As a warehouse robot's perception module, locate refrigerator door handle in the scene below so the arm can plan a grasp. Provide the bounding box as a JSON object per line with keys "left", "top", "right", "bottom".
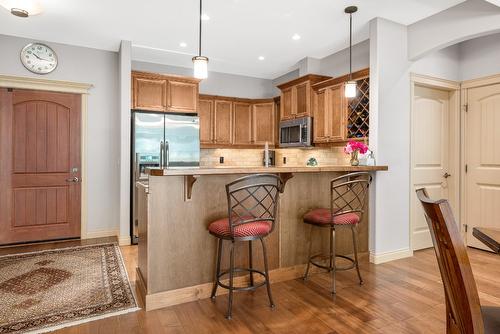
{"left": 135, "top": 153, "right": 141, "bottom": 181}
{"left": 164, "top": 141, "right": 169, "bottom": 169}
{"left": 159, "top": 141, "right": 164, "bottom": 169}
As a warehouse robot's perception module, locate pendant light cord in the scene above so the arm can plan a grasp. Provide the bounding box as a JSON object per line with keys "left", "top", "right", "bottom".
{"left": 349, "top": 12, "right": 352, "bottom": 81}
{"left": 199, "top": 0, "right": 202, "bottom": 57}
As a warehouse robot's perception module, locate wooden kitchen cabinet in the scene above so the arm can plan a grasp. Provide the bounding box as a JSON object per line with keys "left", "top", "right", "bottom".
{"left": 253, "top": 102, "right": 275, "bottom": 145}
{"left": 214, "top": 100, "right": 233, "bottom": 144}
{"left": 133, "top": 76, "right": 167, "bottom": 112}
{"left": 200, "top": 95, "right": 276, "bottom": 148}
{"left": 199, "top": 99, "right": 213, "bottom": 144}
{"left": 167, "top": 80, "right": 198, "bottom": 113}
{"left": 233, "top": 102, "right": 253, "bottom": 145}
{"left": 277, "top": 74, "right": 331, "bottom": 122}
{"left": 132, "top": 71, "right": 200, "bottom": 113}
{"left": 312, "top": 68, "right": 369, "bottom": 144}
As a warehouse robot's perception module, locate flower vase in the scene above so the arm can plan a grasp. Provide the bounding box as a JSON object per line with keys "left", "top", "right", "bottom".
{"left": 350, "top": 151, "right": 359, "bottom": 166}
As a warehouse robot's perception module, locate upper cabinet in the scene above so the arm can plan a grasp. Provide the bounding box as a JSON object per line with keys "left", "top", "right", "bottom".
{"left": 133, "top": 77, "right": 167, "bottom": 112}
{"left": 311, "top": 68, "right": 369, "bottom": 144}
{"left": 199, "top": 95, "right": 276, "bottom": 148}
{"left": 253, "top": 102, "right": 276, "bottom": 145}
{"left": 167, "top": 79, "right": 199, "bottom": 113}
{"left": 132, "top": 71, "right": 200, "bottom": 113}
{"left": 277, "top": 74, "right": 331, "bottom": 121}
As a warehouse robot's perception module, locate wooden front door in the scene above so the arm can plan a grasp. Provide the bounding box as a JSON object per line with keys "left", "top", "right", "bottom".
{"left": 0, "top": 88, "right": 81, "bottom": 245}
{"left": 466, "top": 83, "right": 500, "bottom": 250}
{"left": 411, "top": 85, "right": 451, "bottom": 250}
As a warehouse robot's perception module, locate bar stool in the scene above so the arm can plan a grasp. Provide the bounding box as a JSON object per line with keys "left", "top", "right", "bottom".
{"left": 302, "top": 172, "right": 372, "bottom": 294}
{"left": 208, "top": 174, "right": 283, "bottom": 319}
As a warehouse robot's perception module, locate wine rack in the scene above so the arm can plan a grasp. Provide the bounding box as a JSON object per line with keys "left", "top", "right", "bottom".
{"left": 347, "top": 77, "right": 369, "bottom": 139}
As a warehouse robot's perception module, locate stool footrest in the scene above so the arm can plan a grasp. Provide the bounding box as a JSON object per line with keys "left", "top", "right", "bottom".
{"left": 309, "top": 254, "right": 357, "bottom": 272}
{"left": 216, "top": 267, "right": 267, "bottom": 291}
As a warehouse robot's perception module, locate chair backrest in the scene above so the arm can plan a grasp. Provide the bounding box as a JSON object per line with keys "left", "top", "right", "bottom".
{"left": 226, "top": 174, "right": 283, "bottom": 237}
{"left": 416, "top": 188, "right": 484, "bottom": 334}
{"left": 330, "top": 172, "right": 372, "bottom": 219}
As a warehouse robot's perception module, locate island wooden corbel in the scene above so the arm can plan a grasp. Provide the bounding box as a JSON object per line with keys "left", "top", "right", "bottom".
{"left": 184, "top": 175, "right": 199, "bottom": 201}
{"left": 278, "top": 173, "right": 294, "bottom": 193}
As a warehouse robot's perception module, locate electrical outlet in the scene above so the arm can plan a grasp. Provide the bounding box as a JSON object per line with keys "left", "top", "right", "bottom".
{"left": 219, "top": 156, "right": 224, "bottom": 164}
{"left": 283, "top": 157, "right": 287, "bottom": 164}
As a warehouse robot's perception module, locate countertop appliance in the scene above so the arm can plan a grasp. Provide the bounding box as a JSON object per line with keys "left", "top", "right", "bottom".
{"left": 131, "top": 112, "right": 200, "bottom": 244}
{"left": 279, "top": 116, "right": 312, "bottom": 147}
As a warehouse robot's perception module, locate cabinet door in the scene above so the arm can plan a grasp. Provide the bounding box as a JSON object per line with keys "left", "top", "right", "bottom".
{"left": 214, "top": 100, "right": 233, "bottom": 144}
{"left": 167, "top": 80, "right": 198, "bottom": 113}
{"left": 199, "top": 99, "right": 213, "bottom": 144}
{"left": 313, "top": 90, "right": 329, "bottom": 143}
{"left": 253, "top": 102, "right": 275, "bottom": 145}
{"left": 327, "top": 84, "right": 346, "bottom": 142}
{"left": 295, "top": 82, "right": 310, "bottom": 117}
{"left": 133, "top": 77, "right": 167, "bottom": 112}
{"left": 280, "top": 87, "right": 294, "bottom": 120}
{"left": 233, "top": 102, "right": 253, "bottom": 145}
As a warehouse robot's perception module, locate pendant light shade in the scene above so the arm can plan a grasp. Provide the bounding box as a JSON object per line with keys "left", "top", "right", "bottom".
{"left": 344, "top": 6, "right": 358, "bottom": 98}
{"left": 193, "top": 56, "right": 208, "bottom": 79}
{"left": 193, "top": 0, "right": 208, "bottom": 79}
{"left": 345, "top": 80, "right": 357, "bottom": 98}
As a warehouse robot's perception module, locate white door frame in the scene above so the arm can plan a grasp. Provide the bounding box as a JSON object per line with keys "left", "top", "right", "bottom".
{"left": 0, "top": 74, "right": 93, "bottom": 239}
{"left": 410, "top": 73, "right": 461, "bottom": 250}
{"left": 461, "top": 73, "right": 500, "bottom": 243}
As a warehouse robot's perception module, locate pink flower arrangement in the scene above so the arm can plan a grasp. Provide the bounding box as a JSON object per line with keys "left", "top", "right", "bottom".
{"left": 344, "top": 141, "right": 369, "bottom": 155}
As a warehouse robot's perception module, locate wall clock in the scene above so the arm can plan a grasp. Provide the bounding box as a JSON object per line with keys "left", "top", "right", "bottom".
{"left": 20, "top": 43, "right": 58, "bottom": 74}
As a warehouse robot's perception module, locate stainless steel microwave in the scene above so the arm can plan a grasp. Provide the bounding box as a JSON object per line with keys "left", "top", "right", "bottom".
{"left": 279, "top": 116, "right": 312, "bottom": 147}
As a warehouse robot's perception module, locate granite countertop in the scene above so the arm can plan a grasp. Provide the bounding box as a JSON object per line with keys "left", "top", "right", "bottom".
{"left": 146, "top": 165, "right": 388, "bottom": 176}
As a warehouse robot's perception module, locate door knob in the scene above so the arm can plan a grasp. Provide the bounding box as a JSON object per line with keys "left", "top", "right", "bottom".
{"left": 443, "top": 173, "right": 451, "bottom": 179}
{"left": 66, "top": 176, "right": 79, "bottom": 183}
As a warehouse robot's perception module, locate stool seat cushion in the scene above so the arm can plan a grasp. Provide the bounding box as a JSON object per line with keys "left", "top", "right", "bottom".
{"left": 303, "top": 208, "right": 360, "bottom": 226}
{"left": 208, "top": 217, "right": 272, "bottom": 238}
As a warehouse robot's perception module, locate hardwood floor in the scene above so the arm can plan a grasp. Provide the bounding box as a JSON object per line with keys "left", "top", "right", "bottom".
{"left": 2, "top": 239, "right": 500, "bottom": 333}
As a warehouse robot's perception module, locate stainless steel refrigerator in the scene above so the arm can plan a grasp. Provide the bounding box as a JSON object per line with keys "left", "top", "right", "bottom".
{"left": 131, "top": 112, "right": 200, "bottom": 243}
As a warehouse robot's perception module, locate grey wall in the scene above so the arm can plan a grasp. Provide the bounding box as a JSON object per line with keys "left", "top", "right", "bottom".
{"left": 459, "top": 32, "right": 500, "bottom": 81}
{"left": 411, "top": 44, "right": 460, "bottom": 81}
{"left": 408, "top": 0, "right": 500, "bottom": 60}
{"left": 0, "top": 34, "right": 120, "bottom": 235}
{"left": 318, "top": 40, "right": 370, "bottom": 77}
{"left": 132, "top": 61, "right": 280, "bottom": 98}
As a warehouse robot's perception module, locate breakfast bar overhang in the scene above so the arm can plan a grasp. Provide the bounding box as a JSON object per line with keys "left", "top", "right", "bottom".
{"left": 136, "top": 165, "right": 388, "bottom": 311}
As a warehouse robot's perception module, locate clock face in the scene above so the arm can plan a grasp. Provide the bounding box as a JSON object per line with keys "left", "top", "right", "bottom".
{"left": 20, "top": 43, "right": 58, "bottom": 74}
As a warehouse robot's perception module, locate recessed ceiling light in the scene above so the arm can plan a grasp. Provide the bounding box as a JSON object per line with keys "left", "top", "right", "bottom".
{"left": 258, "top": 56, "right": 265, "bottom": 61}
{"left": 292, "top": 33, "right": 301, "bottom": 40}
{"left": 180, "top": 42, "right": 187, "bottom": 48}
{"left": 201, "top": 13, "right": 210, "bottom": 21}
{"left": 0, "top": 0, "right": 43, "bottom": 17}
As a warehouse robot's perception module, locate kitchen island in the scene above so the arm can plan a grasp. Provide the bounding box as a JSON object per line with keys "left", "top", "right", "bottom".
{"left": 136, "top": 165, "right": 387, "bottom": 311}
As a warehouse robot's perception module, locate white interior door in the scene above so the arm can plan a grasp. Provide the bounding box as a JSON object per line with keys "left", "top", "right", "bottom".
{"left": 465, "top": 83, "right": 500, "bottom": 250}
{"left": 411, "top": 85, "right": 451, "bottom": 250}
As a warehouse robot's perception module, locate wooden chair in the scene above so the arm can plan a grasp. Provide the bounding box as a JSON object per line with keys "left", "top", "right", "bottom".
{"left": 416, "top": 188, "right": 500, "bottom": 334}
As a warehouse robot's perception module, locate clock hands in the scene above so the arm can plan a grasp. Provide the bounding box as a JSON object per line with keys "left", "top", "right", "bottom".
{"left": 33, "top": 53, "right": 51, "bottom": 62}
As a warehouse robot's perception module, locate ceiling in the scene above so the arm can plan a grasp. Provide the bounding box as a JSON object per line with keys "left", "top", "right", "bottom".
{"left": 0, "top": 0, "right": 466, "bottom": 79}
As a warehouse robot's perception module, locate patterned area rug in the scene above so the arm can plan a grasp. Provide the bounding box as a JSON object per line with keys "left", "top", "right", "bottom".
{"left": 0, "top": 243, "right": 138, "bottom": 334}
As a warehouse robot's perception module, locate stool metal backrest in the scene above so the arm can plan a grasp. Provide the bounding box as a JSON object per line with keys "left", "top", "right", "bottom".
{"left": 416, "top": 188, "right": 484, "bottom": 334}
{"left": 226, "top": 174, "right": 283, "bottom": 238}
{"left": 330, "top": 172, "right": 372, "bottom": 220}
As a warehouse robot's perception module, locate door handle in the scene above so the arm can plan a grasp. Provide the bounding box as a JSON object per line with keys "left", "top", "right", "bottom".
{"left": 443, "top": 173, "right": 451, "bottom": 179}
{"left": 66, "top": 177, "right": 79, "bottom": 183}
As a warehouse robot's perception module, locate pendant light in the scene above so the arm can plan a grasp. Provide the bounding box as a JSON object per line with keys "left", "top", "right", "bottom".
{"left": 344, "top": 6, "right": 358, "bottom": 98}
{"left": 193, "top": 0, "right": 208, "bottom": 79}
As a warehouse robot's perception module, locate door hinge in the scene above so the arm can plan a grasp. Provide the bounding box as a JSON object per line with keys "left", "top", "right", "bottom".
{"left": 465, "top": 164, "right": 468, "bottom": 173}
{"left": 463, "top": 104, "right": 468, "bottom": 112}
{"left": 464, "top": 224, "right": 468, "bottom": 233}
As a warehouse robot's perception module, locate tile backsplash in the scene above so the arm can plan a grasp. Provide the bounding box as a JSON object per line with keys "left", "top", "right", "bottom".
{"left": 201, "top": 147, "right": 350, "bottom": 167}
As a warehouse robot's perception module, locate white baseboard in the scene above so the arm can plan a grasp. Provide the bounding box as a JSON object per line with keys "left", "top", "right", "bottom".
{"left": 118, "top": 236, "right": 131, "bottom": 246}
{"left": 369, "top": 248, "right": 413, "bottom": 264}
{"left": 83, "top": 229, "right": 120, "bottom": 240}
